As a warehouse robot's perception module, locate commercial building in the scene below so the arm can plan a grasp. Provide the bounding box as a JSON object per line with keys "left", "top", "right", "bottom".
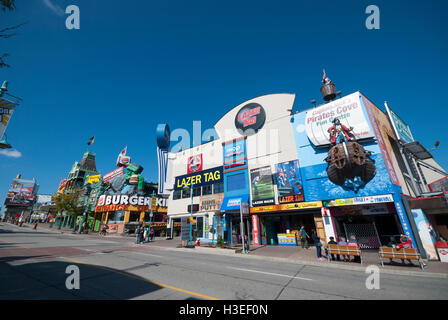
{"left": 163, "top": 84, "right": 448, "bottom": 257}
{"left": 3, "top": 174, "right": 39, "bottom": 221}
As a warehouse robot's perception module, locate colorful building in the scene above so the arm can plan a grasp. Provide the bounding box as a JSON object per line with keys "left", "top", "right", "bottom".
{"left": 163, "top": 86, "right": 448, "bottom": 256}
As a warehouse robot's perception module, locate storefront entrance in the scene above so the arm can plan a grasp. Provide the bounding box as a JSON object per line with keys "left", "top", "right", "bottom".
{"left": 259, "top": 210, "right": 321, "bottom": 246}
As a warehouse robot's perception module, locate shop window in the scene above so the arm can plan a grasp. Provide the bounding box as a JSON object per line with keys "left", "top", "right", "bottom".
{"left": 202, "top": 184, "right": 213, "bottom": 195}
{"left": 107, "top": 212, "right": 116, "bottom": 224}
{"left": 193, "top": 186, "right": 202, "bottom": 197}
{"left": 213, "top": 182, "right": 224, "bottom": 194}
{"left": 196, "top": 216, "right": 204, "bottom": 238}
{"left": 173, "top": 189, "right": 181, "bottom": 200}
{"left": 129, "top": 212, "right": 140, "bottom": 223}
{"left": 227, "top": 173, "right": 245, "bottom": 192}
{"left": 182, "top": 187, "right": 191, "bottom": 199}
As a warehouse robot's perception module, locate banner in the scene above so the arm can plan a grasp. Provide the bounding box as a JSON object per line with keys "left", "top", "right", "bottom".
{"left": 412, "top": 209, "right": 438, "bottom": 260}
{"left": 305, "top": 92, "right": 374, "bottom": 147}
{"left": 87, "top": 174, "right": 101, "bottom": 184}
{"left": 275, "top": 160, "right": 304, "bottom": 203}
{"left": 0, "top": 97, "right": 18, "bottom": 141}
{"left": 250, "top": 166, "right": 275, "bottom": 206}
{"left": 252, "top": 215, "right": 260, "bottom": 246}
{"left": 200, "top": 194, "right": 223, "bottom": 212}
{"left": 323, "top": 194, "right": 394, "bottom": 207}
{"left": 103, "top": 167, "right": 124, "bottom": 183}
{"left": 4, "top": 178, "right": 36, "bottom": 207}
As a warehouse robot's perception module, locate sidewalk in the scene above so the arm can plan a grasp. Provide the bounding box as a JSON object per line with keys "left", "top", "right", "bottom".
{"left": 5, "top": 222, "right": 448, "bottom": 277}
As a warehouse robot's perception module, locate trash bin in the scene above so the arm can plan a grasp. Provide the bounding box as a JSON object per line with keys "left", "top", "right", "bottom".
{"left": 436, "top": 242, "right": 448, "bottom": 263}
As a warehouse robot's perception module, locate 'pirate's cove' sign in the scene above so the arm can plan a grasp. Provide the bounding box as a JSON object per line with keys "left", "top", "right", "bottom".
{"left": 235, "top": 103, "right": 266, "bottom": 136}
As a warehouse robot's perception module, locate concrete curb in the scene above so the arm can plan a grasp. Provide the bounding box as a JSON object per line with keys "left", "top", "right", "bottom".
{"left": 148, "top": 245, "right": 448, "bottom": 279}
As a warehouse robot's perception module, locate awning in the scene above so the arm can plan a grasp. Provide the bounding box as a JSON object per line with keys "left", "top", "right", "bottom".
{"left": 220, "top": 195, "right": 250, "bottom": 211}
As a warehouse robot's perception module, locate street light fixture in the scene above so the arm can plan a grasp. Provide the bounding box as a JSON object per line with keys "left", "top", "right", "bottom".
{"left": 147, "top": 190, "right": 156, "bottom": 242}
{"left": 183, "top": 183, "right": 194, "bottom": 247}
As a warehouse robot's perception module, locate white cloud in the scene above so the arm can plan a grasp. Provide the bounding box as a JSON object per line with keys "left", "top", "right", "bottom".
{"left": 42, "top": 0, "right": 65, "bottom": 16}
{"left": 0, "top": 149, "right": 22, "bottom": 158}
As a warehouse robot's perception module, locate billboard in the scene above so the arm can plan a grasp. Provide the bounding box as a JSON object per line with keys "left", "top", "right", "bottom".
{"left": 292, "top": 92, "right": 396, "bottom": 201}
{"left": 412, "top": 209, "right": 438, "bottom": 260}
{"left": 4, "top": 178, "right": 37, "bottom": 207}
{"left": 385, "top": 104, "right": 414, "bottom": 144}
{"left": 275, "top": 160, "right": 304, "bottom": 203}
{"left": 305, "top": 92, "right": 374, "bottom": 147}
{"left": 0, "top": 97, "right": 18, "bottom": 141}
{"left": 103, "top": 167, "right": 124, "bottom": 183}
{"left": 250, "top": 166, "right": 275, "bottom": 206}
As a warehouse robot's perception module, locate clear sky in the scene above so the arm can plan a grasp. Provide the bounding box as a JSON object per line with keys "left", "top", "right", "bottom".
{"left": 1, "top": 0, "right": 447, "bottom": 213}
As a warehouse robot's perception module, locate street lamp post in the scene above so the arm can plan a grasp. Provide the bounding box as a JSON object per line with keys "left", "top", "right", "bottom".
{"left": 147, "top": 191, "right": 155, "bottom": 242}
{"left": 189, "top": 183, "right": 193, "bottom": 246}
{"left": 182, "top": 183, "right": 194, "bottom": 247}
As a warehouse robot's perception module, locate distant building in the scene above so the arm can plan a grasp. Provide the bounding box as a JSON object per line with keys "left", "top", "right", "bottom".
{"left": 3, "top": 174, "right": 39, "bottom": 220}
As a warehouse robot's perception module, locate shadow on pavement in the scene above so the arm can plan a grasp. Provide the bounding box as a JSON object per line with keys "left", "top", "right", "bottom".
{"left": 0, "top": 259, "right": 168, "bottom": 300}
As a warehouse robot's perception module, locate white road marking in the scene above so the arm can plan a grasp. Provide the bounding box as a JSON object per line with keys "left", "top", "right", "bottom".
{"left": 129, "top": 251, "right": 163, "bottom": 258}
{"left": 228, "top": 267, "right": 313, "bottom": 281}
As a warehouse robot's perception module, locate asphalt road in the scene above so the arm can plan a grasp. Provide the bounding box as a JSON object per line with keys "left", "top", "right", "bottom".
{"left": 1, "top": 222, "right": 448, "bottom": 300}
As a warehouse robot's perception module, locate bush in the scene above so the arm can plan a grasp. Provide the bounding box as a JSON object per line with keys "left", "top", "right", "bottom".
{"left": 216, "top": 235, "right": 225, "bottom": 248}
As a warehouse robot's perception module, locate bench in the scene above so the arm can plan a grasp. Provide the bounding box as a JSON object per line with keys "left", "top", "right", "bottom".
{"left": 378, "top": 246, "right": 425, "bottom": 270}
{"left": 327, "top": 244, "right": 363, "bottom": 264}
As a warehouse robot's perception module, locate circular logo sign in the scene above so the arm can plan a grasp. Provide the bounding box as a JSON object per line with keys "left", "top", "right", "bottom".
{"left": 188, "top": 155, "right": 202, "bottom": 173}
{"left": 234, "top": 103, "right": 266, "bottom": 136}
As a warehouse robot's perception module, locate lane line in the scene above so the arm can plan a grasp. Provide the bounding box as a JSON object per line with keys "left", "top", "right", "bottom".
{"left": 60, "top": 257, "right": 219, "bottom": 300}
{"left": 0, "top": 238, "right": 30, "bottom": 249}
{"left": 228, "top": 266, "right": 313, "bottom": 281}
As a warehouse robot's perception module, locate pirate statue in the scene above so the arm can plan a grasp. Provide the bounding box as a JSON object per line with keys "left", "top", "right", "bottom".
{"left": 327, "top": 118, "right": 354, "bottom": 145}
{"left": 322, "top": 69, "right": 332, "bottom": 85}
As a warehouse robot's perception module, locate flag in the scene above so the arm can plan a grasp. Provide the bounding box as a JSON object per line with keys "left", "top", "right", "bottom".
{"left": 87, "top": 136, "right": 95, "bottom": 146}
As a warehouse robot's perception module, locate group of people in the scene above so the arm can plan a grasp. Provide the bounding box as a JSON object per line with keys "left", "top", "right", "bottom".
{"left": 135, "top": 225, "right": 155, "bottom": 244}
{"left": 299, "top": 226, "right": 426, "bottom": 266}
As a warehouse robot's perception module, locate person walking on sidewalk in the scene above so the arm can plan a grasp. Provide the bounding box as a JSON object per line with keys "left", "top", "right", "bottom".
{"left": 150, "top": 228, "right": 155, "bottom": 242}
{"left": 312, "top": 230, "right": 324, "bottom": 261}
{"left": 299, "top": 226, "right": 309, "bottom": 249}
{"left": 135, "top": 225, "right": 141, "bottom": 244}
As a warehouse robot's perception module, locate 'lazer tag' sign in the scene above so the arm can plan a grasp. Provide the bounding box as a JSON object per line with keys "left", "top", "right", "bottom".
{"left": 174, "top": 166, "right": 223, "bottom": 190}
{"left": 234, "top": 103, "right": 266, "bottom": 136}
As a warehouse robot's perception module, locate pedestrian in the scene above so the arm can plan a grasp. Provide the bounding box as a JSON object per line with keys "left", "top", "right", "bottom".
{"left": 243, "top": 234, "right": 250, "bottom": 253}
{"left": 338, "top": 236, "right": 349, "bottom": 261}
{"left": 348, "top": 234, "right": 360, "bottom": 262}
{"left": 135, "top": 225, "right": 141, "bottom": 244}
{"left": 143, "top": 226, "right": 148, "bottom": 242}
{"left": 396, "top": 234, "right": 426, "bottom": 267}
{"left": 299, "top": 226, "right": 309, "bottom": 249}
{"left": 139, "top": 226, "right": 145, "bottom": 244}
{"left": 326, "top": 236, "right": 340, "bottom": 261}
{"left": 150, "top": 228, "right": 155, "bottom": 241}
{"left": 312, "top": 230, "right": 324, "bottom": 261}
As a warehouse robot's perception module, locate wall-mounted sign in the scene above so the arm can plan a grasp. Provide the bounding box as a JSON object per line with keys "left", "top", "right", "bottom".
{"left": 174, "top": 166, "right": 223, "bottom": 190}
{"left": 250, "top": 166, "right": 275, "bottom": 206}
{"left": 200, "top": 194, "right": 223, "bottom": 212}
{"left": 103, "top": 167, "right": 124, "bottom": 183}
{"left": 187, "top": 154, "right": 203, "bottom": 174}
{"left": 95, "top": 204, "right": 148, "bottom": 213}
{"left": 249, "top": 201, "right": 323, "bottom": 213}
{"left": 97, "top": 194, "right": 152, "bottom": 207}
{"left": 234, "top": 103, "right": 266, "bottom": 136}
{"left": 275, "top": 160, "right": 304, "bottom": 204}
{"left": 385, "top": 104, "right": 414, "bottom": 144}
{"left": 323, "top": 194, "right": 394, "bottom": 207}
{"left": 0, "top": 97, "right": 18, "bottom": 141}
{"left": 87, "top": 174, "right": 101, "bottom": 184}
{"left": 305, "top": 93, "right": 374, "bottom": 147}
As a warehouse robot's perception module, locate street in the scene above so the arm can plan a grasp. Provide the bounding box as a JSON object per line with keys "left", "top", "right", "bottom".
{"left": 1, "top": 222, "right": 448, "bottom": 300}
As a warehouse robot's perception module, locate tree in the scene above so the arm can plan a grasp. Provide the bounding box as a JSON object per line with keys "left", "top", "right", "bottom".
{"left": 1, "top": 0, "right": 26, "bottom": 68}
{"left": 1, "top": 0, "right": 16, "bottom": 11}
{"left": 52, "top": 188, "right": 85, "bottom": 224}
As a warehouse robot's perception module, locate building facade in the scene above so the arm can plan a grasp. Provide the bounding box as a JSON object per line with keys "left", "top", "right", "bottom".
{"left": 164, "top": 90, "right": 448, "bottom": 257}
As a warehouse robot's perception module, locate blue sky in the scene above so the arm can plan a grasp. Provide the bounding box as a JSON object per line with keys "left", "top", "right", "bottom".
{"left": 1, "top": 0, "right": 447, "bottom": 212}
